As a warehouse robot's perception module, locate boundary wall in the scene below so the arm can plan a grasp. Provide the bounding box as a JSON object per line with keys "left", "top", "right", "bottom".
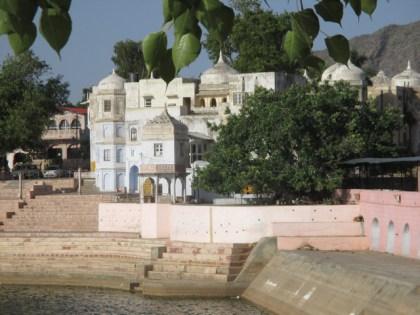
{"left": 343, "top": 189, "right": 420, "bottom": 260}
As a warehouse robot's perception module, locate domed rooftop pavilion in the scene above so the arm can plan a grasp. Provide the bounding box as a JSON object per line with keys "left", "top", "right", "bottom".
{"left": 200, "top": 51, "right": 239, "bottom": 85}
{"left": 392, "top": 61, "right": 420, "bottom": 88}
{"left": 322, "top": 61, "right": 366, "bottom": 86}
{"left": 98, "top": 69, "right": 126, "bottom": 90}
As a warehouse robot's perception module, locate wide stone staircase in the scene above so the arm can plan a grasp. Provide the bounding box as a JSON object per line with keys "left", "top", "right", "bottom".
{"left": 142, "top": 241, "right": 254, "bottom": 296}
{"left": 274, "top": 206, "right": 368, "bottom": 251}
{"left": 0, "top": 233, "right": 167, "bottom": 290}
{"left": 0, "top": 194, "right": 113, "bottom": 232}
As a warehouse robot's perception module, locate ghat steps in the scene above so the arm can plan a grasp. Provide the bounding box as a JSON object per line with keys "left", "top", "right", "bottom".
{"left": 145, "top": 241, "right": 254, "bottom": 286}
{"left": 0, "top": 195, "right": 113, "bottom": 232}
{"left": 0, "top": 233, "right": 168, "bottom": 290}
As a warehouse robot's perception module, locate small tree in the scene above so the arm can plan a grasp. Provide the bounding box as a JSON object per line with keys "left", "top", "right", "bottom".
{"left": 111, "top": 40, "right": 147, "bottom": 80}
{"left": 0, "top": 51, "right": 69, "bottom": 159}
{"left": 196, "top": 83, "right": 402, "bottom": 203}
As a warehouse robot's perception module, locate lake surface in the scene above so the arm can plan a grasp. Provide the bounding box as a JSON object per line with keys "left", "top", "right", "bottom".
{"left": 0, "top": 285, "right": 267, "bottom": 315}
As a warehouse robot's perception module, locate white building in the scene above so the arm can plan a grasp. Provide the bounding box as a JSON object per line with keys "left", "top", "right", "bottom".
{"left": 322, "top": 60, "right": 420, "bottom": 154}
{"left": 88, "top": 53, "right": 303, "bottom": 201}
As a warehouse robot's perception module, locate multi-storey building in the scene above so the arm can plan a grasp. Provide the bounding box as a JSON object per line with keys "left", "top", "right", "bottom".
{"left": 88, "top": 53, "right": 303, "bottom": 200}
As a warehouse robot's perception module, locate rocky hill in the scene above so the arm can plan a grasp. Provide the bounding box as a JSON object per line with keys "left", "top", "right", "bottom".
{"left": 317, "top": 20, "right": 420, "bottom": 77}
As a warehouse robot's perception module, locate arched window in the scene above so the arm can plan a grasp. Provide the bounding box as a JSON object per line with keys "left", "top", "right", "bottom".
{"left": 210, "top": 98, "right": 217, "bottom": 107}
{"left": 48, "top": 120, "right": 57, "bottom": 130}
{"left": 222, "top": 97, "right": 227, "bottom": 103}
{"left": 59, "top": 120, "right": 69, "bottom": 130}
{"left": 371, "top": 218, "right": 380, "bottom": 250}
{"left": 199, "top": 99, "right": 205, "bottom": 107}
{"left": 402, "top": 223, "right": 410, "bottom": 256}
{"left": 71, "top": 119, "right": 81, "bottom": 129}
{"left": 130, "top": 128, "right": 137, "bottom": 141}
{"left": 386, "top": 221, "right": 395, "bottom": 254}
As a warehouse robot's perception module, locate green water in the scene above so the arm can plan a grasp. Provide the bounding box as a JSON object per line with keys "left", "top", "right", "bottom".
{"left": 0, "top": 285, "right": 267, "bottom": 315}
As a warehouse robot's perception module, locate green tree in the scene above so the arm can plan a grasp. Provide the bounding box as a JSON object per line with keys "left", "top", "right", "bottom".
{"left": 111, "top": 40, "right": 147, "bottom": 80}
{"left": 0, "top": 51, "right": 69, "bottom": 157}
{"left": 196, "top": 83, "right": 402, "bottom": 203}
{"left": 204, "top": 9, "right": 299, "bottom": 73}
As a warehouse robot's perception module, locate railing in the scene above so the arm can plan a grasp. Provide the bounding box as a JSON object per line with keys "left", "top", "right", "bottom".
{"left": 42, "top": 128, "right": 83, "bottom": 140}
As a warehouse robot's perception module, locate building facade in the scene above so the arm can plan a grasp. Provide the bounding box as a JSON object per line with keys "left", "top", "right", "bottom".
{"left": 88, "top": 53, "right": 303, "bottom": 199}
{"left": 322, "top": 60, "right": 420, "bottom": 154}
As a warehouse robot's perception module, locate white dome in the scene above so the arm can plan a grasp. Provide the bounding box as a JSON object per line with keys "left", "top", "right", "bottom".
{"left": 322, "top": 61, "right": 365, "bottom": 86}
{"left": 98, "top": 69, "right": 126, "bottom": 90}
{"left": 392, "top": 61, "right": 420, "bottom": 88}
{"left": 371, "top": 70, "right": 391, "bottom": 87}
{"left": 321, "top": 63, "right": 340, "bottom": 82}
{"left": 201, "top": 51, "right": 238, "bottom": 85}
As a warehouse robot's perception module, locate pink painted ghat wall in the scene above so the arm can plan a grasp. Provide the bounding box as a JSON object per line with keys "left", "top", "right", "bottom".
{"left": 354, "top": 189, "right": 420, "bottom": 260}
{"left": 169, "top": 204, "right": 359, "bottom": 243}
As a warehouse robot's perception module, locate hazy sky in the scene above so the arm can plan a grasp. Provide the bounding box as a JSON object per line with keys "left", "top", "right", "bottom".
{"left": 1, "top": 0, "right": 420, "bottom": 103}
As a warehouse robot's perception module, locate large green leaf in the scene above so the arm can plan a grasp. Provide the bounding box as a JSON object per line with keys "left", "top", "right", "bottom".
{"left": 159, "top": 48, "right": 176, "bottom": 84}
{"left": 45, "top": 0, "right": 72, "bottom": 12}
{"left": 361, "top": 0, "right": 377, "bottom": 16}
{"left": 325, "top": 34, "right": 350, "bottom": 65}
{"left": 40, "top": 9, "right": 72, "bottom": 56}
{"left": 0, "top": 9, "right": 13, "bottom": 34}
{"left": 8, "top": 22, "right": 36, "bottom": 54}
{"left": 174, "top": 8, "right": 201, "bottom": 40}
{"left": 142, "top": 31, "right": 168, "bottom": 75}
{"left": 0, "top": 0, "right": 37, "bottom": 21}
{"left": 292, "top": 9, "right": 320, "bottom": 39}
{"left": 172, "top": 32, "right": 201, "bottom": 73}
{"left": 303, "top": 54, "right": 325, "bottom": 73}
{"left": 163, "top": 0, "right": 172, "bottom": 23}
{"left": 314, "top": 0, "right": 343, "bottom": 25}
{"left": 347, "top": 0, "right": 362, "bottom": 17}
{"left": 200, "top": 0, "right": 222, "bottom": 12}
{"left": 171, "top": 0, "right": 189, "bottom": 19}
{"left": 283, "top": 29, "right": 310, "bottom": 62}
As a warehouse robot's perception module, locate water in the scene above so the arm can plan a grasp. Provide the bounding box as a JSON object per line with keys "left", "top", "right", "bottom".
{"left": 0, "top": 285, "right": 267, "bottom": 315}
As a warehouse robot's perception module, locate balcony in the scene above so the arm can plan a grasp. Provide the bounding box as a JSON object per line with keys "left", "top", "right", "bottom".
{"left": 42, "top": 128, "right": 83, "bottom": 141}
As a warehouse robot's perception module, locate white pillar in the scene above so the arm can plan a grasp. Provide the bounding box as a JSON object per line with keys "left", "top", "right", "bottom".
{"left": 171, "top": 175, "right": 176, "bottom": 204}
{"left": 18, "top": 172, "right": 23, "bottom": 200}
{"left": 155, "top": 175, "right": 159, "bottom": 203}
{"left": 139, "top": 175, "right": 144, "bottom": 203}
{"left": 182, "top": 176, "right": 187, "bottom": 203}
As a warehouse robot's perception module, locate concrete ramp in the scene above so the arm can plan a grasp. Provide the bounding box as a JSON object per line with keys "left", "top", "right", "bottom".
{"left": 243, "top": 251, "right": 420, "bottom": 315}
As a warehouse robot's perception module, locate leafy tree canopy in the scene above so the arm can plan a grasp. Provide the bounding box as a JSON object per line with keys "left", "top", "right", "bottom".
{"left": 204, "top": 5, "right": 300, "bottom": 74}
{"left": 1, "top": 0, "right": 379, "bottom": 82}
{"left": 0, "top": 51, "right": 69, "bottom": 155}
{"left": 196, "top": 83, "right": 402, "bottom": 203}
{"left": 111, "top": 39, "right": 148, "bottom": 81}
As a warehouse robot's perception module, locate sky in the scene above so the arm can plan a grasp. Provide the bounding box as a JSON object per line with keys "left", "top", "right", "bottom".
{"left": 1, "top": 0, "right": 420, "bottom": 103}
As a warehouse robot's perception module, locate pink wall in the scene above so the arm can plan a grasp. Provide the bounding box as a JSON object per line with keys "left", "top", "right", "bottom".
{"left": 356, "top": 190, "right": 420, "bottom": 260}
{"left": 170, "top": 204, "right": 359, "bottom": 243}
{"left": 141, "top": 203, "right": 171, "bottom": 239}
{"left": 98, "top": 203, "right": 141, "bottom": 233}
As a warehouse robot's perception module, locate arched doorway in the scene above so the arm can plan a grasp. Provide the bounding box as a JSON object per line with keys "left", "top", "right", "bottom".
{"left": 116, "top": 173, "right": 125, "bottom": 192}
{"left": 143, "top": 177, "right": 155, "bottom": 203}
{"left": 386, "top": 221, "right": 395, "bottom": 254}
{"left": 402, "top": 223, "right": 410, "bottom": 256}
{"left": 129, "top": 166, "right": 139, "bottom": 193}
{"left": 371, "top": 218, "right": 380, "bottom": 250}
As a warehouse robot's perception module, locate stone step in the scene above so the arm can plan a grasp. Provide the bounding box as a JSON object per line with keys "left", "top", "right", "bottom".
{"left": 166, "top": 245, "right": 252, "bottom": 256}
{"left": 272, "top": 222, "right": 364, "bottom": 237}
{"left": 147, "top": 271, "right": 230, "bottom": 282}
{"left": 152, "top": 261, "right": 243, "bottom": 275}
{"left": 162, "top": 252, "right": 249, "bottom": 264}
{"left": 276, "top": 236, "right": 370, "bottom": 251}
